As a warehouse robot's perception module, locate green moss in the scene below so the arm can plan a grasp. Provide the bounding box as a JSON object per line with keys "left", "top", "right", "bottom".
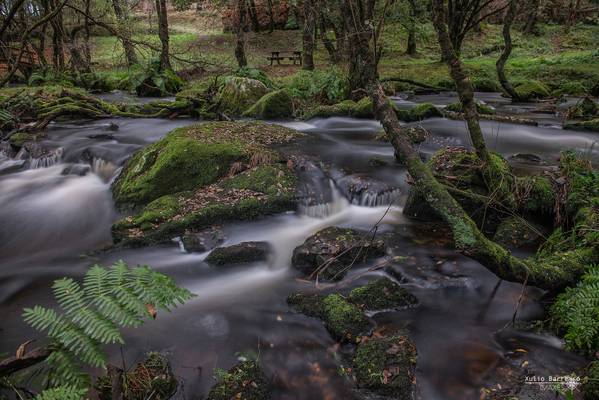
{"left": 583, "top": 361, "right": 599, "bottom": 400}
{"left": 8, "top": 132, "right": 35, "bottom": 147}
{"left": 131, "top": 195, "right": 181, "bottom": 227}
{"left": 493, "top": 216, "right": 542, "bottom": 248}
{"left": 112, "top": 129, "right": 245, "bottom": 207}
{"left": 445, "top": 102, "right": 496, "bottom": 115}
{"left": 352, "top": 97, "right": 375, "bottom": 118}
{"left": 471, "top": 77, "right": 501, "bottom": 92}
{"left": 515, "top": 80, "right": 551, "bottom": 101}
{"left": 221, "top": 165, "right": 296, "bottom": 196}
{"left": 564, "top": 118, "right": 599, "bottom": 132}
{"left": 396, "top": 103, "right": 442, "bottom": 122}
{"left": 353, "top": 335, "right": 416, "bottom": 398}
{"left": 348, "top": 278, "right": 418, "bottom": 310}
{"left": 235, "top": 67, "right": 275, "bottom": 89}
{"left": 242, "top": 89, "right": 293, "bottom": 119}
{"left": 287, "top": 293, "right": 325, "bottom": 317}
{"left": 207, "top": 361, "right": 270, "bottom": 400}
{"left": 321, "top": 294, "right": 370, "bottom": 342}
{"left": 303, "top": 100, "right": 356, "bottom": 119}
{"left": 560, "top": 151, "right": 599, "bottom": 217}
{"left": 516, "top": 176, "right": 555, "bottom": 214}
{"left": 218, "top": 77, "right": 269, "bottom": 115}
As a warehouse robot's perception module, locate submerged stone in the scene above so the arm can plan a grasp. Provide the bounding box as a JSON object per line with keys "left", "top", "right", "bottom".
{"left": 181, "top": 226, "right": 224, "bottom": 253}
{"left": 205, "top": 241, "right": 272, "bottom": 265}
{"left": 291, "top": 227, "right": 386, "bottom": 281}
{"left": 348, "top": 278, "right": 418, "bottom": 310}
{"left": 353, "top": 335, "right": 417, "bottom": 399}
{"left": 206, "top": 360, "right": 271, "bottom": 400}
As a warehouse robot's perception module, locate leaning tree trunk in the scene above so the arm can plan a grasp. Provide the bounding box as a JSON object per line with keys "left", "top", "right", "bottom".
{"left": 235, "top": 0, "right": 248, "bottom": 68}
{"left": 523, "top": 0, "right": 541, "bottom": 35}
{"left": 111, "top": 0, "right": 138, "bottom": 66}
{"left": 302, "top": 0, "right": 315, "bottom": 70}
{"left": 248, "top": 0, "right": 260, "bottom": 32}
{"left": 431, "top": 0, "right": 491, "bottom": 165}
{"left": 155, "top": 0, "right": 171, "bottom": 71}
{"left": 496, "top": 0, "right": 519, "bottom": 100}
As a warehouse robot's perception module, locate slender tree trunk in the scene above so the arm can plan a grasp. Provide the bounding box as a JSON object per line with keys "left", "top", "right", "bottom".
{"left": 405, "top": 0, "right": 417, "bottom": 55}
{"left": 155, "top": 0, "right": 171, "bottom": 71}
{"left": 496, "top": 0, "right": 519, "bottom": 100}
{"left": 318, "top": 14, "right": 338, "bottom": 63}
{"left": 111, "top": 0, "right": 138, "bottom": 66}
{"left": 235, "top": 0, "right": 248, "bottom": 68}
{"left": 49, "top": 0, "right": 65, "bottom": 70}
{"left": 266, "top": 0, "right": 275, "bottom": 32}
{"left": 302, "top": 0, "right": 315, "bottom": 70}
{"left": 248, "top": 0, "right": 260, "bottom": 32}
{"left": 431, "top": 0, "right": 491, "bottom": 165}
{"left": 523, "top": 0, "right": 541, "bottom": 35}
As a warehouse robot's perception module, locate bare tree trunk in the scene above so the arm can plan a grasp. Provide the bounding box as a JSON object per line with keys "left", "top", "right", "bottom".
{"left": 523, "top": 0, "right": 541, "bottom": 35}
{"left": 155, "top": 0, "right": 171, "bottom": 71}
{"left": 318, "top": 14, "right": 338, "bottom": 63}
{"left": 266, "top": 0, "right": 275, "bottom": 32}
{"left": 111, "top": 0, "right": 138, "bottom": 66}
{"left": 496, "top": 0, "right": 519, "bottom": 100}
{"left": 431, "top": 0, "right": 491, "bottom": 165}
{"left": 248, "top": 0, "right": 260, "bottom": 32}
{"left": 49, "top": 0, "right": 65, "bottom": 70}
{"left": 405, "top": 0, "right": 418, "bottom": 55}
{"left": 340, "top": 0, "right": 378, "bottom": 96}
{"left": 235, "top": 0, "right": 248, "bottom": 68}
{"left": 302, "top": 0, "right": 315, "bottom": 70}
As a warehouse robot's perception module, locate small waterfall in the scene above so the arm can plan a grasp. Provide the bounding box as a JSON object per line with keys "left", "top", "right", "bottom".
{"left": 29, "top": 147, "right": 63, "bottom": 169}
{"left": 351, "top": 188, "right": 402, "bottom": 207}
{"left": 298, "top": 180, "right": 350, "bottom": 218}
{"left": 89, "top": 157, "right": 117, "bottom": 182}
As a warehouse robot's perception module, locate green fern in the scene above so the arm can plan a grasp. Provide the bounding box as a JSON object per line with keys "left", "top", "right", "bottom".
{"left": 22, "top": 261, "right": 194, "bottom": 389}
{"left": 34, "top": 385, "right": 87, "bottom": 400}
{"left": 551, "top": 264, "right": 599, "bottom": 354}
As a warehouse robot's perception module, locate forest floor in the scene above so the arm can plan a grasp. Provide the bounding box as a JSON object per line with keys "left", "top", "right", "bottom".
{"left": 88, "top": 9, "right": 599, "bottom": 95}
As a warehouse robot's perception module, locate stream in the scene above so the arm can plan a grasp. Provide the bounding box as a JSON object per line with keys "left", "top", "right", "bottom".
{"left": 1, "top": 92, "right": 598, "bottom": 399}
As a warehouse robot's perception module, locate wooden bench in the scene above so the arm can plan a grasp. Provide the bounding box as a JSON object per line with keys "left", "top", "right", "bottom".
{"left": 267, "top": 50, "right": 302, "bottom": 66}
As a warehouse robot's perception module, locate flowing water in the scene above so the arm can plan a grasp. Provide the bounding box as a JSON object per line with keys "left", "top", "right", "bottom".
{"left": 1, "top": 93, "right": 597, "bottom": 399}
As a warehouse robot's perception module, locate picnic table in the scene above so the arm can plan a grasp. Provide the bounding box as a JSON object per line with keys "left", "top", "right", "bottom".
{"left": 267, "top": 50, "right": 302, "bottom": 66}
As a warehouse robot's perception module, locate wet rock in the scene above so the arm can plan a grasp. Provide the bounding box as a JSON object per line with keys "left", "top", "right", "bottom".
{"left": 508, "top": 153, "right": 546, "bottom": 166}
{"left": 0, "top": 141, "right": 16, "bottom": 158}
{"left": 287, "top": 292, "right": 371, "bottom": 343}
{"left": 335, "top": 174, "right": 401, "bottom": 207}
{"left": 353, "top": 335, "right": 417, "bottom": 399}
{"left": 61, "top": 164, "right": 91, "bottom": 176}
{"left": 291, "top": 227, "right": 386, "bottom": 281}
{"left": 0, "top": 158, "right": 25, "bottom": 174}
{"left": 445, "top": 101, "right": 495, "bottom": 115}
{"left": 493, "top": 216, "right": 544, "bottom": 249}
{"left": 566, "top": 96, "right": 598, "bottom": 119}
{"left": 243, "top": 89, "right": 293, "bottom": 119}
{"left": 107, "top": 122, "right": 119, "bottom": 131}
{"left": 368, "top": 156, "right": 389, "bottom": 167}
{"left": 181, "top": 227, "right": 224, "bottom": 253}
{"left": 206, "top": 360, "right": 271, "bottom": 400}
{"left": 205, "top": 241, "right": 272, "bottom": 266}
{"left": 348, "top": 278, "right": 418, "bottom": 311}
{"left": 88, "top": 133, "right": 115, "bottom": 140}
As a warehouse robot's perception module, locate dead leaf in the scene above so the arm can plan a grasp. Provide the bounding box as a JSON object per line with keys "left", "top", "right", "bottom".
{"left": 15, "top": 340, "right": 34, "bottom": 359}
{"left": 146, "top": 303, "right": 157, "bottom": 319}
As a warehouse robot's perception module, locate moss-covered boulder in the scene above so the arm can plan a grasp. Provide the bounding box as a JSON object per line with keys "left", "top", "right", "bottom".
{"left": 583, "top": 361, "right": 599, "bottom": 400}
{"left": 291, "top": 227, "right": 386, "bottom": 281}
{"left": 493, "top": 216, "right": 543, "bottom": 249}
{"left": 566, "top": 96, "right": 599, "bottom": 119}
{"left": 243, "top": 89, "right": 293, "bottom": 119}
{"left": 287, "top": 292, "right": 371, "bottom": 343}
{"left": 217, "top": 77, "right": 269, "bottom": 116}
{"left": 396, "top": 103, "right": 442, "bottom": 122}
{"left": 112, "top": 122, "right": 298, "bottom": 208}
{"left": 112, "top": 164, "right": 297, "bottom": 246}
{"left": 181, "top": 227, "right": 224, "bottom": 253}
{"left": 353, "top": 335, "right": 417, "bottom": 399}
{"left": 304, "top": 100, "right": 357, "bottom": 119}
{"left": 352, "top": 97, "right": 376, "bottom": 118}
{"left": 207, "top": 361, "right": 270, "bottom": 400}
{"left": 515, "top": 175, "right": 555, "bottom": 215}
{"left": 205, "top": 241, "right": 272, "bottom": 265}
{"left": 348, "top": 278, "right": 418, "bottom": 310}
{"left": 514, "top": 81, "right": 551, "bottom": 101}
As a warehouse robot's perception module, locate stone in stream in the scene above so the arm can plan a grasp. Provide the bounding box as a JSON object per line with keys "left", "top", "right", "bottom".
{"left": 205, "top": 241, "right": 272, "bottom": 266}
{"left": 206, "top": 360, "right": 271, "bottom": 400}
{"left": 291, "top": 227, "right": 386, "bottom": 281}
{"left": 353, "top": 335, "right": 417, "bottom": 400}
{"left": 217, "top": 77, "right": 269, "bottom": 116}
{"left": 347, "top": 278, "right": 418, "bottom": 311}
{"left": 181, "top": 227, "right": 224, "bottom": 253}
{"left": 287, "top": 292, "right": 371, "bottom": 343}
{"left": 61, "top": 164, "right": 91, "bottom": 176}
{"left": 493, "top": 216, "right": 544, "bottom": 249}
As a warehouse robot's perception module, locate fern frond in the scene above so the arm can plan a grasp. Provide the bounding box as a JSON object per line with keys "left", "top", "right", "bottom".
{"left": 34, "top": 385, "right": 86, "bottom": 400}
{"left": 46, "top": 349, "right": 90, "bottom": 389}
